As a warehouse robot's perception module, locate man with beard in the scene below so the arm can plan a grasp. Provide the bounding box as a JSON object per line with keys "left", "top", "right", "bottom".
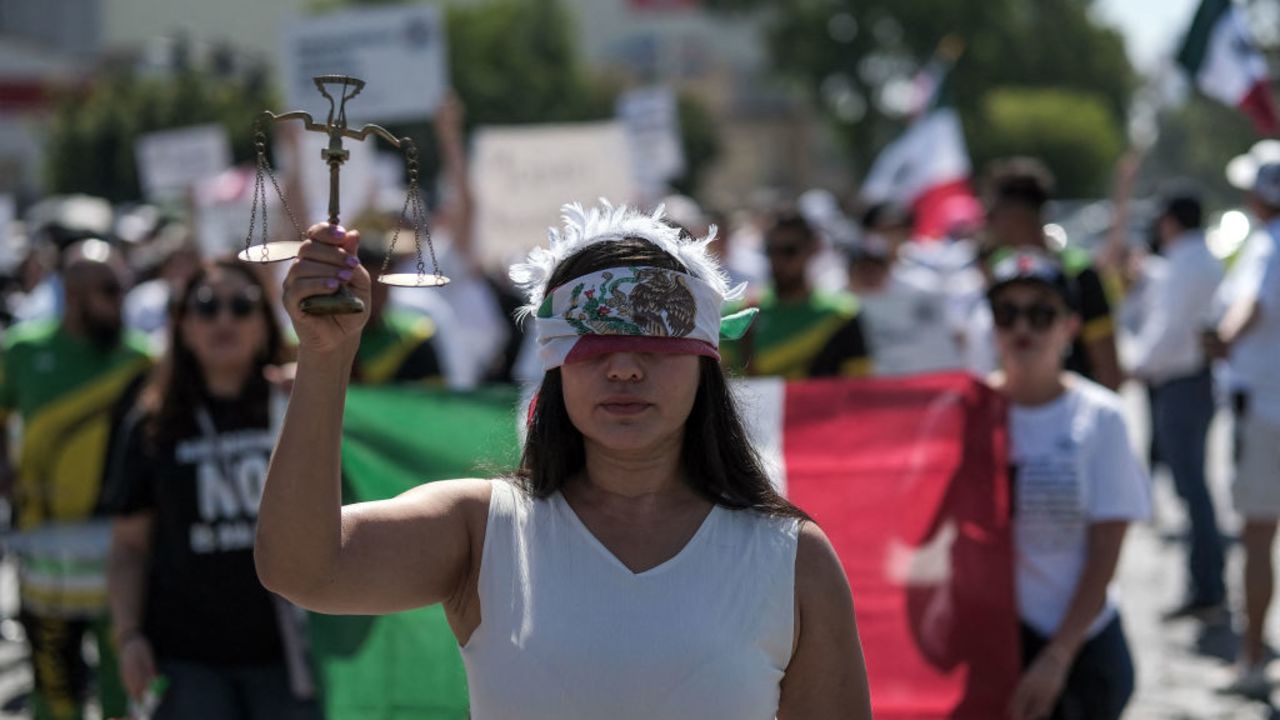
{"left": 720, "top": 210, "right": 872, "bottom": 378}
{"left": 0, "top": 238, "right": 151, "bottom": 720}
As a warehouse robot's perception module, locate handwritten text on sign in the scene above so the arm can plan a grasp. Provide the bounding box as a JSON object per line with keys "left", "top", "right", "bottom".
{"left": 279, "top": 4, "right": 448, "bottom": 124}
{"left": 472, "top": 122, "right": 638, "bottom": 268}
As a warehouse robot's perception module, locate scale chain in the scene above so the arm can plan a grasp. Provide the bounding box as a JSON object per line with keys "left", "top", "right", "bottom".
{"left": 244, "top": 116, "right": 306, "bottom": 262}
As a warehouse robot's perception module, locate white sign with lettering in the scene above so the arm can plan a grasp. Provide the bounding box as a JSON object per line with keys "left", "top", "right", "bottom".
{"left": 135, "top": 125, "right": 233, "bottom": 203}
{"left": 472, "top": 122, "right": 638, "bottom": 268}
{"left": 280, "top": 4, "right": 448, "bottom": 124}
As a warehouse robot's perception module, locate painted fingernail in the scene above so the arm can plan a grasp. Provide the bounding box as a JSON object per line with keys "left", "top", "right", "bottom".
{"left": 346, "top": 255, "right": 360, "bottom": 267}
{"left": 325, "top": 279, "right": 339, "bottom": 289}
{"left": 337, "top": 269, "right": 353, "bottom": 281}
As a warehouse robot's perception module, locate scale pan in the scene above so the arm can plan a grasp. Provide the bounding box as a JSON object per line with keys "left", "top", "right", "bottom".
{"left": 237, "top": 241, "right": 304, "bottom": 264}
{"left": 378, "top": 273, "right": 451, "bottom": 288}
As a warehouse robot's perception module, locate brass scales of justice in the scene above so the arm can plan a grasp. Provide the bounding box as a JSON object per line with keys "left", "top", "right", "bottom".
{"left": 238, "top": 74, "right": 449, "bottom": 315}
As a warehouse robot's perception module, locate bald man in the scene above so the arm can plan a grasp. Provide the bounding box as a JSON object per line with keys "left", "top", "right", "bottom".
{"left": 0, "top": 239, "right": 152, "bottom": 720}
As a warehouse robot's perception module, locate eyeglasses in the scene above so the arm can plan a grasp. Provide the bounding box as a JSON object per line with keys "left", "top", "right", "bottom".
{"left": 187, "top": 287, "right": 262, "bottom": 321}
{"left": 991, "top": 301, "right": 1060, "bottom": 331}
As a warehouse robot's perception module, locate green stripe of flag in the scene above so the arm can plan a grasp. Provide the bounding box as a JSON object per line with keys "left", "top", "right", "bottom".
{"left": 309, "top": 384, "right": 523, "bottom": 720}
{"left": 1178, "top": 0, "right": 1231, "bottom": 76}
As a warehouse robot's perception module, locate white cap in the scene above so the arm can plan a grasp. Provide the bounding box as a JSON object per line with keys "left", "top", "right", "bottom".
{"left": 1226, "top": 140, "right": 1280, "bottom": 206}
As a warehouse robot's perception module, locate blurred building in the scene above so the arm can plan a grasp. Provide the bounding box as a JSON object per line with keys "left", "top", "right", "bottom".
{"left": 0, "top": 0, "right": 102, "bottom": 198}
{"left": 4, "top": 0, "right": 849, "bottom": 205}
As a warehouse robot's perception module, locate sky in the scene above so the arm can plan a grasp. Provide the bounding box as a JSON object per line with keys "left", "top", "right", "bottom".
{"left": 1094, "top": 0, "right": 1202, "bottom": 72}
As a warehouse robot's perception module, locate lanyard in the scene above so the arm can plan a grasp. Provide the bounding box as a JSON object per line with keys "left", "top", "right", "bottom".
{"left": 195, "top": 405, "right": 238, "bottom": 485}
{"left": 193, "top": 389, "right": 284, "bottom": 483}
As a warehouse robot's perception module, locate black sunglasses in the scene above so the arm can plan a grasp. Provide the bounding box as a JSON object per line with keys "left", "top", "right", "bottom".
{"left": 991, "top": 301, "right": 1060, "bottom": 332}
{"left": 188, "top": 287, "right": 262, "bottom": 320}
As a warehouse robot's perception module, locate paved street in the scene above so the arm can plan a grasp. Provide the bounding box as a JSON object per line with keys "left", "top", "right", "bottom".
{"left": 1118, "top": 383, "right": 1280, "bottom": 720}
{"left": 0, "top": 383, "right": 1275, "bottom": 719}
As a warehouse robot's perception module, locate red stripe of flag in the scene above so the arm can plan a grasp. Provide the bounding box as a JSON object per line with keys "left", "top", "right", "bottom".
{"left": 1241, "top": 80, "right": 1280, "bottom": 137}
{"left": 783, "top": 373, "right": 1018, "bottom": 718}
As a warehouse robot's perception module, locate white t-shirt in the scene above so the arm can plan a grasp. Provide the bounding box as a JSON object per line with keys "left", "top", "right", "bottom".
{"left": 857, "top": 265, "right": 965, "bottom": 376}
{"left": 1010, "top": 376, "right": 1151, "bottom": 638}
{"left": 1221, "top": 221, "right": 1280, "bottom": 424}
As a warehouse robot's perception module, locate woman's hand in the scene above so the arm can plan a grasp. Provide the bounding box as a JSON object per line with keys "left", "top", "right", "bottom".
{"left": 282, "top": 223, "right": 371, "bottom": 355}
{"left": 118, "top": 634, "right": 157, "bottom": 701}
{"left": 1008, "top": 647, "right": 1070, "bottom": 720}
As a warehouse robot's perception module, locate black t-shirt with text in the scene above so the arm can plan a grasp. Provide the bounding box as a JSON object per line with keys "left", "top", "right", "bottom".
{"left": 106, "top": 398, "right": 284, "bottom": 666}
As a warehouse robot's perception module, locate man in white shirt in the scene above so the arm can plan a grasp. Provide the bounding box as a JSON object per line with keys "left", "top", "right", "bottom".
{"left": 1124, "top": 191, "right": 1225, "bottom": 622}
{"left": 1211, "top": 148, "right": 1280, "bottom": 697}
{"left": 848, "top": 202, "right": 966, "bottom": 376}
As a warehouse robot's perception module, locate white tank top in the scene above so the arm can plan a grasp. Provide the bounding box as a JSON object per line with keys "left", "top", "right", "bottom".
{"left": 461, "top": 480, "right": 799, "bottom": 720}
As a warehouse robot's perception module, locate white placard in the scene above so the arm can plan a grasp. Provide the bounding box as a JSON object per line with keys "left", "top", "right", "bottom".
{"left": 0, "top": 194, "right": 15, "bottom": 272}
{"left": 277, "top": 126, "right": 381, "bottom": 226}
{"left": 135, "top": 125, "right": 233, "bottom": 203}
{"left": 280, "top": 4, "right": 448, "bottom": 124}
{"left": 472, "top": 122, "right": 638, "bottom": 268}
{"left": 617, "top": 86, "right": 685, "bottom": 197}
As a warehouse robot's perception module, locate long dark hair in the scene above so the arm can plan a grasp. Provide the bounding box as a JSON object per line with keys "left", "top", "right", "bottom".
{"left": 516, "top": 238, "right": 806, "bottom": 519}
{"left": 139, "top": 257, "right": 291, "bottom": 448}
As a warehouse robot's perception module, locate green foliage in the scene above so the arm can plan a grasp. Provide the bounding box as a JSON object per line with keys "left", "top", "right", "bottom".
{"left": 446, "top": 0, "right": 614, "bottom": 127}
{"left": 45, "top": 71, "right": 273, "bottom": 203}
{"left": 671, "top": 93, "right": 722, "bottom": 196}
{"left": 705, "top": 0, "right": 1134, "bottom": 192}
{"left": 968, "top": 88, "right": 1125, "bottom": 197}
{"left": 1141, "top": 94, "right": 1256, "bottom": 209}
{"left": 44, "top": 0, "right": 723, "bottom": 202}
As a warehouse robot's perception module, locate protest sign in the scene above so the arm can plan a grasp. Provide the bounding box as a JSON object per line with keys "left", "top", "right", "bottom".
{"left": 617, "top": 86, "right": 684, "bottom": 197}
{"left": 280, "top": 4, "right": 448, "bottom": 124}
{"left": 135, "top": 124, "right": 233, "bottom": 203}
{"left": 0, "top": 194, "right": 15, "bottom": 273}
{"left": 472, "top": 122, "right": 637, "bottom": 267}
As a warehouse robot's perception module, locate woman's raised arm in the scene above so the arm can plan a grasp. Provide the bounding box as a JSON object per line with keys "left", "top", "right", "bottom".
{"left": 254, "top": 223, "right": 488, "bottom": 619}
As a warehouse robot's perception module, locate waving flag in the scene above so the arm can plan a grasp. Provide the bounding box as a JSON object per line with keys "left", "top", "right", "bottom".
{"left": 860, "top": 40, "right": 983, "bottom": 240}
{"left": 1177, "top": 0, "right": 1278, "bottom": 135}
{"left": 316, "top": 375, "right": 1017, "bottom": 719}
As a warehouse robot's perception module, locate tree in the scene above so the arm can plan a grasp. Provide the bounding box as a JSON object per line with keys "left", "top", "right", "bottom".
{"left": 969, "top": 88, "right": 1125, "bottom": 198}
{"left": 45, "top": 68, "right": 274, "bottom": 203}
{"left": 705, "top": 0, "right": 1135, "bottom": 195}
{"left": 1140, "top": 93, "right": 1257, "bottom": 209}
{"left": 45, "top": 0, "right": 721, "bottom": 203}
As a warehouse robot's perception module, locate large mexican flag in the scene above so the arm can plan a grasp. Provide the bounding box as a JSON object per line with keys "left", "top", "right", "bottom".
{"left": 314, "top": 374, "right": 1018, "bottom": 719}
{"left": 1177, "top": 0, "right": 1279, "bottom": 135}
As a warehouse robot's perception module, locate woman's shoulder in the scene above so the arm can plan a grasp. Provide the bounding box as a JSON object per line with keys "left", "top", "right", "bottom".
{"left": 793, "top": 520, "right": 853, "bottom": 615}
{"left": 718, "top": 505, "right": 804, "bottom": 545}
{"left": 1064, "top": 373, "right": 1127, "bottom": 420}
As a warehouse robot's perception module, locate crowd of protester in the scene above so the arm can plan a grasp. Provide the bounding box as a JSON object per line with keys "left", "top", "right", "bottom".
{"left": 0, "top": 121, "right": 1278, "bottom": 718}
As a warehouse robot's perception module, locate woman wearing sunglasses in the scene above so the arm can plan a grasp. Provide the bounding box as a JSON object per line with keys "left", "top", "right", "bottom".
{"left": 104, "top": 258, "right": 317, "bottom": 719}
{"left": 987, "top": 251, "right": 1151, "bottom": 720}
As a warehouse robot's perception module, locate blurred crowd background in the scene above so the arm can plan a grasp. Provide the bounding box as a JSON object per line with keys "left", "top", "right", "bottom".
{"left": 2, "top": 0, "right": 1280, "bottom": 718}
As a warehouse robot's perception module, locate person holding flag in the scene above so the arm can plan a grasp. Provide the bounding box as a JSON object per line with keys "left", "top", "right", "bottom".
{"left": 254, "top": 202, "right": 873, "bottom": 719}
{"left": 987, "top": 251, "right": 1151, "bottom": 720}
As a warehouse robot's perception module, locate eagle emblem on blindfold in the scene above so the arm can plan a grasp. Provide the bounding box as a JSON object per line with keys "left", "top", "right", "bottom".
{"left": 630, "top": 268, "right": 697, "bottom": 337}
{"left": 560, "top": 268, "right": 698, "bottom": 338}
